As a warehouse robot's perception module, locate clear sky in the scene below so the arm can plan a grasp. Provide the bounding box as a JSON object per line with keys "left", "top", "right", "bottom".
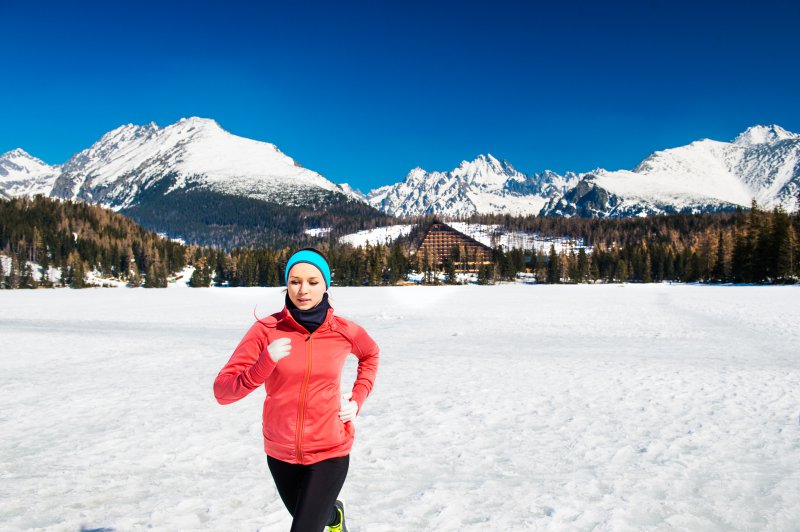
{"left": 2, "top": 0, "right": 799, "bottom": 192}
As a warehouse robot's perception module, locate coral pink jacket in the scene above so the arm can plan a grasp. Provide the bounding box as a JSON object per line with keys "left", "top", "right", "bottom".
{"left": 213, "top": 305, "right": 380, "bottom": 465}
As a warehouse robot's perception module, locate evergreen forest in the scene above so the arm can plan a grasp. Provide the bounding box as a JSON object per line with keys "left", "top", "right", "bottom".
{"left": 1, "top": 195, "right": 797, "bottom": 289}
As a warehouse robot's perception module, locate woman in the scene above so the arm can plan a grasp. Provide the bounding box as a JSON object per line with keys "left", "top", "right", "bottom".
{"left": 213, "top": 248, "right": 380, "bottom": 531}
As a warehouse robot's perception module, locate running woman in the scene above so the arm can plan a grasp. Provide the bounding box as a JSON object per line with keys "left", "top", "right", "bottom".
{"left": 214, "top": 248, "right": 380, "bottom": 531}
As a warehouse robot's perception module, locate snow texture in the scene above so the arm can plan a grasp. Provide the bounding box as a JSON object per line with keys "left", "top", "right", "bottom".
{"left": 1, "top": 285, "right": 798, "bottom": 531}
{"left": 446, "top": 222, "right": 590, "bottom": 253}
{"left": 5, "top": 123, "right": 799, "bottom": 219}
{"left": 3, "top": 117, "right": 362, "bottom": 211}
{"left": 368, "top": 126, "right": 800, "bottom": 218}
{"left": 338, "top": 225, "right": 416, "bottom": 247}
{"left": 0, "top": 148, "right": 60, "bottom": 198}
{"left": 366, "top": 155, "right": 570, "bottom": 217}
{"left": 335, "top": 222, "right": 588, "bottom": 254}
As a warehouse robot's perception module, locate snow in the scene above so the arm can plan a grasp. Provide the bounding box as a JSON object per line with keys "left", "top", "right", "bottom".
{"left": 157, "top": 232, "right": 186, "bottom": 245}
{"left": 304, "top": 227, "right": 332, "bottom": 238}
{"left": 335, "top": 222, "right": 588, "bottom": 254}
{"left": 733, "top": 125, "right": 799, "bottom": 146}
{"left": 48, "top": 117, "right": 361, "bottom": 210}
{"left": 447, "top": 222, "right": 590, "bottom": 253}
{"left": 367, "top": 125, "right": 800, "bottom": 218}
{"left": 595, "top": 141, "right": 753, "bottom": 209}
{"left": 338, "top": 225, "right": 415, "bottom": 247}
{"left": 368, "top": 154, "right": 552, "bottom": 217}
{"left": 577, "top": 128, "right": 800, "bottom": 215}
{"left": 168, "top": 118, "right": 341, "bottom": 196}
{"left": 168, "top": 265, "right": 195, "bottom": 287}
{"left": 0, "top": 148, "right": 60, "bottom": 197}
{"left": 1, "top": 284, "right": 798, "bottom": 531}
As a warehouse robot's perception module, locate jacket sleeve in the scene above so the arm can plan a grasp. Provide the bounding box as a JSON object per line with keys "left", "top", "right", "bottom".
{"left": 213, "top": 322, "right": 277, "bottom": 405}
{"left": 349, "top": 324, "right": 380, "bottom": 413}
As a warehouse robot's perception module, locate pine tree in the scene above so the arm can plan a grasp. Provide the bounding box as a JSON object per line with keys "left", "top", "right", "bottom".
{"left": 20, "top": 261, "right": 36, "bottom": 289}
{"left": 422, "top": 248, "right": 434, "bottom": 285}
{"left": 190, "top": 257, "right": 212, "bottom": 287}
{"left": 711, "top": 230, "right": 727, "bottom": 282}
{"left": 772, "top": 206, "right": 795, "bottom": 281}
{"left": 589, "top": 250, "right": 599, "bottom": 282}
{"left": 477, "top": 263, "right": 494, "bottom": 285}
{"left": 615, "top": 259, "right": 628, "bottom": 282}
{"left": 546, "top": 244, "right": 560, "bottom": 284}
{"left": 8, "top": 253, "right": 20, "bottom": 289}
{"left": 70, "top": 254, "right": 87, "bottom": 289}
{"left": 128, "top": 259, "right": 142, "bottom": 287}
{"left": 577, "top": 247, "right": 589, "bottom": 283}
{"left": 443, "top": 257, "right": 458, "bottom": 285}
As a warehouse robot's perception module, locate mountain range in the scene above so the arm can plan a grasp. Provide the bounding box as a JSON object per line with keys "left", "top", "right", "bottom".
{"left": 0, "top": 117, "right": 383, "bottom": 247}
{"left": 0, "top": 117, "right": 363, "bottom": 209}
{"left": 366, "top": 125, "right": 800, "bottom": 217}
{"left": 2, "top": 119, "right": 798, "bottom": 239}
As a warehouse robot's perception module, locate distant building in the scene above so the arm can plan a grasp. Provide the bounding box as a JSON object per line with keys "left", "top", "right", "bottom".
{"left": 415, "top": 221, "right": 493, "bottom": 272}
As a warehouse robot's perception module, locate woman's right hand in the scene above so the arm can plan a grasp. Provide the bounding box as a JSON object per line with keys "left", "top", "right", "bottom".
{"left": 266, "top": 337, "right": 292, "bottom": 363}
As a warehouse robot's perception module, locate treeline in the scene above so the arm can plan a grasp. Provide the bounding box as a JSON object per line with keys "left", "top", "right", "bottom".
{"left": 2, "top": 195, "right": 797, "bottom": 289}
{"left": 120, "top": 177, "right": 395, "bottom": 249}
{"left": 0, "top": 195, "right": 187, "bottom": 288}
{"left": 458, "top": 201, "right": 798, "bottom": 284}
{"left": 188, "top": 241, "right": 413, "bottom": 288}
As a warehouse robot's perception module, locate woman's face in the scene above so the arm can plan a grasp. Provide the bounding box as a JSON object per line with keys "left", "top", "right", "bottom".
{"left": 287, "top": 262, "right": 327, "bottom": 310}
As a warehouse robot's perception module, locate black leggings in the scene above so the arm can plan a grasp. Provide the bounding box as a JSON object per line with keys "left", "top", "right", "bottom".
{"left": 267, "top": 454, "right": 349, "bottom": 532}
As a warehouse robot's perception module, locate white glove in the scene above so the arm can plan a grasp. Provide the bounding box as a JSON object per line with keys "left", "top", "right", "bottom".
{"left": 339, "top": 391, "right": 358, "bottom": 423}
{"left": 267, "top": 338, "right": 292, "bottom": 363}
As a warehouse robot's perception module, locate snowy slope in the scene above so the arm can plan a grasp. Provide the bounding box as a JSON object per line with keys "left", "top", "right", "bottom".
{"left": 1, "top": 285, "right": 798, "bottom": 531}
{"left": 368, "top": 125, "right": 800, "bottom": 218}
{"left": 336, "top": 222, "right": 588, "bottom": 253}
{"left": 338, "top": 224, "right": 416, "bottom": 247}
{"left": 6, "top": 121, "right": 799, "bottom": 219}
{"left": 0, "top": 148, "right": 60, "bottom": 198}
{"left": 48, "top": 117, "right": 362, "bottom": 210}
{"left": 543, "top": 125, "right": 800, "bottom": 217}
{"left": 447, "top": 222, "right": 589, "bottom": 253}
{"left": 366, "top": 154, "right": 575, "bottom": 217}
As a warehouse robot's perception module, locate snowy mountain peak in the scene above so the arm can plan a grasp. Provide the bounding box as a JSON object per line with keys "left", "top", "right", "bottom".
{"left": 3, "top": 148, "right": 32, "bottom": 159}
{"left": 96, "top": 122, "right": 161, "bottom": 147}
{"left": 42, "top": 117, "right": 352, "bottom": 210}
{"left": 366, "top": 153, "right": 562, "bottom": 217}
{"left": 453, "top": 154, "right": 524, "bottom": 186}
{"left": 174, "top": 116, "right": 223, "bottom": 132}
{"left": 0, "top": 147, "right": 60, "bottom": 197}
{"left": 337, "top": 182, "right": 367, "bottom": 201}
{"left": 459, "top": 153, "right": 507, "bottom": 171}
{"left": 733, "top": 125, "right": 798, "bottom": 146}
{"left": 0, "top": 148, "right": 56, "bottom": 172}
{"left": 406, "top": 167, "right": 429, "bottom": 181}
{"left": 460, "top": 153, "right": 500, "bottom": 168}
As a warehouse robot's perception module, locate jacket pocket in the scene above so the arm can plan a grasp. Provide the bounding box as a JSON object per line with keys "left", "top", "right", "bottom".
{"left": 263, "top": 395, "right": 294, "bottom": 445}
{"left": 303, "top": 386, "right": 346, "bottom": 451}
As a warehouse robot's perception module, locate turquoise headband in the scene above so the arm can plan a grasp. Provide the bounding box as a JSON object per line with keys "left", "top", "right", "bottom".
{"left": 285, "top": 250, "right": 331, "bottom": 288}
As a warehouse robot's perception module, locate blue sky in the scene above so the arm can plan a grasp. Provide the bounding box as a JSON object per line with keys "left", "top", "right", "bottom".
{"left": 2, "top": 0, "right": 799, "bottom": 192}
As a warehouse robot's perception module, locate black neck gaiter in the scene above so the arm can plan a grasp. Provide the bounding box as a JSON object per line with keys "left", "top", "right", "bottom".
{"left": 285, "top": 292, "right": 331, "bottom": 334}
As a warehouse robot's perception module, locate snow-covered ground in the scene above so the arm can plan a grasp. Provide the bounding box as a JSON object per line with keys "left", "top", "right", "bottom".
{"left": 304, "top": 227, "right": 332, "bottom": 238}
{"left": 1, "top": 285, "right": 798, "bottom": 531}
{"left": 336, "top": 222, "right": 588, "bottom": 254}
{"left": 338, "top": 224, "right": 415, "bottom": 247}
{"left": 447, "top": 222, "right": 590, "bottom": 254}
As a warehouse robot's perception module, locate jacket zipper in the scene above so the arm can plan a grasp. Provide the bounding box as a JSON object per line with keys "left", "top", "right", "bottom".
{"left": 295, "top": 333, "right": 313, "bottom": 463}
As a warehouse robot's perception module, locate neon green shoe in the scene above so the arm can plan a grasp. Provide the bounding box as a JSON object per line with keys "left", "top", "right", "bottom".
{"left": 327, "top": 499, "right": 347, "bottom": 532}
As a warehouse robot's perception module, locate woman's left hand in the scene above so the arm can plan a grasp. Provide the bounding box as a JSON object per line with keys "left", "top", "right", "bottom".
{"left": 339, "top": 392, "right": 358, "bottom": 423}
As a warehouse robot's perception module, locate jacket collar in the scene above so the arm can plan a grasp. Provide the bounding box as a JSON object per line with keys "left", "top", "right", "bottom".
{"left": 276, "top": 304, "right": 336, "bottom": 335}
